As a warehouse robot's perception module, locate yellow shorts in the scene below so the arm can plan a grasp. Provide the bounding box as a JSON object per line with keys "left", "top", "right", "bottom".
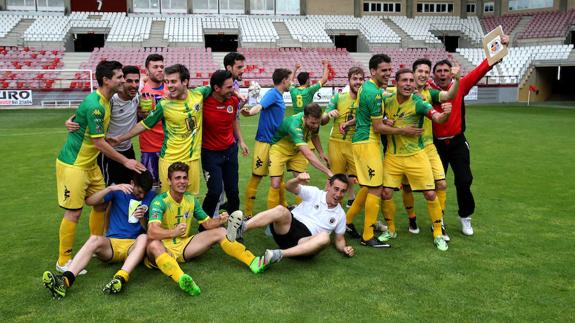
{"left": 107, "top": 238, "right": 136, "bottom": 263}
{"left": 268, "top": 144, "right": 308, "bottom": 177}
{"left": 352, "top": 141, "right": 383, "bottom": 187}
{"left": 162, "top": 235, "right": 195, "bottom": 263}
{"left": 328, "top": 139, "right": 356, "bottom": 176}
{"left": 56, "top": 160, "right": 105, "bottom": 209}
{"left": 384, "top": 151, "right": 435, "bottom": 191}
{"left": 425, "top": 144, "right": 445, "bottom": 181}
{"left": 251, "top": 141, "right": 271, "bottom": 176}
{"left": 401, "top": 144, "right": 446, "bottom": 185}
{"left": 159, "top": 159, "right": 200, "bottom": 195}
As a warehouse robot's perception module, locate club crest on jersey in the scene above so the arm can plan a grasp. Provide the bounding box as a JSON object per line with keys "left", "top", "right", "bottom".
{"left": 193, "top": 103, "right": 200, "bottom": 112}
{"left": 314, "top": 204, "right": 319, "bottom": 209}
{"left": 329, "top": 217, "right": 335, "bottom": 224}
{"left": 226, "top": 105, "right": 234, "bottom": 113}
{"left": 183, "top": 211, "right": 190, "bottom": 220}
{"left": 93, "top": 109, "right": 102, "bottom": 117}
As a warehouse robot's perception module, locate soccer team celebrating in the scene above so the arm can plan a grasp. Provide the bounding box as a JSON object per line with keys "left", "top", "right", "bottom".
{"left": 43, "top": 34, "right": 509, "bottom": 299}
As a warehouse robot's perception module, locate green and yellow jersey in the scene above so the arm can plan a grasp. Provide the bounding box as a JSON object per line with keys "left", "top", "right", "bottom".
{"left": 142, "top": 86, "right": 210, "bottom": 162}
{"left": 57, "top": 90, "right": 110, "bottom": 168}
{"left": 383, "top": 93, "right": 434, "bottom": 156}
{"left": 418, "top": 88, "right": 441, "bottom": 146}
{"left": 325, "top": 92, "right": 356, "bottom": 142}
{"left": 289, "top": 82, "right": 322, "bottom": 114}
{"left": 352, "top": 79, "right": 384, "bottom": 144}
{"left": 270, "top": 112, "right": 317, "bottom": 155}
{"left": 149, "top": 191, "right": 209, "bottom": 245}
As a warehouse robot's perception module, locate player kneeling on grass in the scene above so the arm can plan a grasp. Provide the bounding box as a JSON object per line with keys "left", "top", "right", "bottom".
{"left": 145, "top": 162, "right": 272, "bottom": 296}
{"left": 229, "top": 172, "right": 354, "bottom": 262}
{"left": 42, "top": 171, "right": 155, "bottom": 299}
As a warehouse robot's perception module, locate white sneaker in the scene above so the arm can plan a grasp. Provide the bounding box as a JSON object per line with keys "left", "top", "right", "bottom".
{"left": 226, "top": 210, "right": 244, "bottom": 242}
{"left": 56, "top": 260, "right": 87, "bottom": 275}
{"left": 460, "top": 217, "right": 474, "bottom": 236}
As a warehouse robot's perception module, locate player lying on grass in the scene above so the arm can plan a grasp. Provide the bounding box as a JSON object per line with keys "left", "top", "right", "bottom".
{"left": 227, "top": 172, "right": 354, "bottom": 263}
{"left": 42, "top": 171, "right": 155, "bottom": 299}
{"left": 144, "top": 162, "right": 273, "bottom": 296}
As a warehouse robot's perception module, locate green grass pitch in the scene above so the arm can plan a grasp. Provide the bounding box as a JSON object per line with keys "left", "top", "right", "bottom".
{"left": 0, "top": 104, "right": 573, "bottom": 321}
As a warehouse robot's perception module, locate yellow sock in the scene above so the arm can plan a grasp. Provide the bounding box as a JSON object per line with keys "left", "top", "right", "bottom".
{"left": 89, "top": 208, "right": 106, "bottom": 236}
{"left": 245, "top": 175, "right": 261, "bottom": 217}
{"left": 279, "top": 180, "right": 288, "bottom": 207}
{"left": 402, "top": 189, "right": 416, "bottom": 218}
{"left": 437, "top": 189, "right": 447, "bottom": 213}
{"left": 427, "top": 197, "right": 443, "bottom": 238}
{"left": 156, "top": 253, "right": 184, "bottom": 284}
{"left": 362, "top": 193, "right": 380, "bottom": 241}
{"left": 219, "top": 238, "right": 255, "bottom": 267}
{"left": 267, "top": 186, "right": 280, "bottom": 209}
{"left": 58, "top": 218, "right": 78, "bottom": 265}
{"left": 115, "top": 269, "right": 130, "bottom": 283}
{"left": 346, "top": 186, "right": 368, "bottom": 224}
{"left": 382, "top": 199, "right": 397, "bottom": 233}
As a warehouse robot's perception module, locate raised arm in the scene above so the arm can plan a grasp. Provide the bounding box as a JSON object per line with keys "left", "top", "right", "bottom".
{"left": 318, "top": 60, "right": 330, "bottom": 86}
{"left": 285, "top": 172, "right": 310, "bottom": 195}
{"left": 291, "top": 63, "right": 302, "bottom": 83}
{"left": 85, "top": 184, "right": 133, "bottom": 206}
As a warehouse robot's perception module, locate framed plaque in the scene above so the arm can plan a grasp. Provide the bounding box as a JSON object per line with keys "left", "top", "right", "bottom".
{"left": 482, "top": 25, "right": 508, "bottom": 66}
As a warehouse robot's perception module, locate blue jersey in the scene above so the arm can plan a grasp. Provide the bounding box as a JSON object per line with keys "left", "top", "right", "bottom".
{"left": 255, "top": 88, "right": 286, "bottom": 143}
{"left": 104, "top": 190, "right": 156, "bottom": 239}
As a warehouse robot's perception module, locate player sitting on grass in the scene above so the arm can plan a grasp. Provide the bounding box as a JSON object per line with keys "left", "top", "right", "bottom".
{"left": 42, "top": 171, "right": 155, "bottom": 299}
{"left": 145, "top": 162, "right": 273, "bottom": 296}
{"left": 228, "top": 172, "right": 354, "bottom": 262}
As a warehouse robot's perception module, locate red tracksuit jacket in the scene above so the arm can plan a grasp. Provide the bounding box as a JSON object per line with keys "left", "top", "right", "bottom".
{"left": 429, "top": 59, "right": 492, "bottom": 139}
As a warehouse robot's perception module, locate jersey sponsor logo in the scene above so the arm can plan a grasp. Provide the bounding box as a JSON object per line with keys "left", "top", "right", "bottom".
{"left": 63, "top": 186, "right": 70, "bottom": 201}
{"left": 255, "top": 156, "right": 263, "bottom": 169}
{"left": 150, "top": 212, "right": 160, "bottom": 220}
{"left": 185, "top": 116, "right": 197, "bottom": 132}
{"left": 93, "top": 109, "right": 103, "bottom": 117}
{"left": 193, "top": 103, "right": 201, "bottom": 112}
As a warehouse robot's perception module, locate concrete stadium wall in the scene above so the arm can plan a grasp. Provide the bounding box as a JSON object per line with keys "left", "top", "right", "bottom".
{"left": 472, "top": 86, "right": 519, "bottom": 104}
{"left": 413, "top": 0, "right": 462, "bottom": 17}
{"left": 306, "top": 0, "right": 355, "bottom": 15}
{"left": 360, "top": 0, "right": 408, "bottom": 16}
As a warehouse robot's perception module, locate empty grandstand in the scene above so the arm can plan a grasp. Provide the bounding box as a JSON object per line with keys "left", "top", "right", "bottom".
{"left": 1, "top": 0, "right": 574, "bottom": 105}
